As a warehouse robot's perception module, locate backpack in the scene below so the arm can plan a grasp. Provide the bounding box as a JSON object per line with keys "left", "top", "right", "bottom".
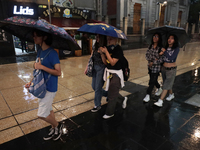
{"left": 28, "top": 50, "right": 52, "bottom": 98}
{"left": 120, "top": 55, "right": 130, "bottom": 81}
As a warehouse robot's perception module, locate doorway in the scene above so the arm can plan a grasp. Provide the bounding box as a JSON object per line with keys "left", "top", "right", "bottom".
{"left": 159, "top": 5, "right": 166, "bottom": 26}
{"left": 13, "top": 36, "right": 36, "bottom": 56}
{"left": 133, "top": 3, "right": 141, "bottom": 34}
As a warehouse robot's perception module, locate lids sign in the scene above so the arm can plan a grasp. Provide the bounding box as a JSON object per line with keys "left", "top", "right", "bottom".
{"left": 13, "top": 5, "right": 34, "bottom": 15}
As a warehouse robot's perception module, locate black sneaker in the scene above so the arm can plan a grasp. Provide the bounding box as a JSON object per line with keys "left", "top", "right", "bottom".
{"left": 43, "top": 127, "right": 55, "bottom": 141}
{"left": 53, "top": 123, "right": 63, "bottom": 141}
{"left": 91, "top": 106, "right": 101, "bottom": 112}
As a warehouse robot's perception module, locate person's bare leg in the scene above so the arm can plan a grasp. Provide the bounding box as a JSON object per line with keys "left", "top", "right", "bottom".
{"left": 49, "top": 110, "right": 56, "bottom": 128}
{"left": 39, "top": 114, "right": 58, "bottom": 128}
{"left": 160, "top": 89, "right": 168, "bottom": 100}
{"left": 169, "top": 89, "right": 173, "bottom": 94}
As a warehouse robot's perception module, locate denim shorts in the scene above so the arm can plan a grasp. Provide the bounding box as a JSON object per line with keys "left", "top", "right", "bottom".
{"left": 37, "top": 91, "right": 56, "bottom": 118}
{"left": 161, "top": 66, "right": 177, "bottom": 90}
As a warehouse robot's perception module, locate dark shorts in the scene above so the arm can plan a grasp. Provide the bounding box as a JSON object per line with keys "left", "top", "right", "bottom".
{"left": 161, "top": 66, "right": 177, "bottom": 90}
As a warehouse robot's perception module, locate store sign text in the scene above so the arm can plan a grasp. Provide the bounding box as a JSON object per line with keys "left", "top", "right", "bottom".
{"left": 13, "top": 5, "right": 34, "bottom": 15}
{"left": 72, "top": 9, "right": 88, "bottom": 19}
{"left": 43, "top": 7, "right": 61, "bottom": 17}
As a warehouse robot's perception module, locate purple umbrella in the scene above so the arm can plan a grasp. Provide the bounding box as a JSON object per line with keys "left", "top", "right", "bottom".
{"left": 0, "top": 16, "right": 80, "bottom": 50}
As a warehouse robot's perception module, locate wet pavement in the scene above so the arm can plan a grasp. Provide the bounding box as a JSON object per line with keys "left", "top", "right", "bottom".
{"left": 1, "top": 42, "right": 200, "bottom": 150}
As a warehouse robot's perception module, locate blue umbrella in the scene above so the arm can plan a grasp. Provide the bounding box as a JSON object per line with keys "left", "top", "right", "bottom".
{"left": 145, "top": 25, "right": 189, "bottom": 48}
{"left": 0, "top": 16, "right": 80, "bottom": 50}
{"left": 78, "top": 23, "right": 127, "bottom": 40}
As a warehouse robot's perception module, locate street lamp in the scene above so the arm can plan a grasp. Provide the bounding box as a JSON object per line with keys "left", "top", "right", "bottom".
{"left": 157, "top": 1, "right": 167, "bottom": 27}
{"left": 48, "top": 0, "right": 51, "bottom": 23}
{"left": 199, "top": 12, "right": 200, "bottom": 33}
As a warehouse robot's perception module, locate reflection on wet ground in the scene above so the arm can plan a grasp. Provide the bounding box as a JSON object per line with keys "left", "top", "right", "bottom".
{"left": 1, "top": 42, "right": 200, "bottom": 150}
{"left": 0, "top": 54, "right": 36, "bottom": 65}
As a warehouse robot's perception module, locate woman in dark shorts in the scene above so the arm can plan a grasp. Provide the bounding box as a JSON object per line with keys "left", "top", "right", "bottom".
{"left": 154, "top": 34, "right": 180, "bottom": 107}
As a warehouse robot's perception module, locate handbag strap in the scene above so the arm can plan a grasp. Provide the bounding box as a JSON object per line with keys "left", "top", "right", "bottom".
{"left": 39, "top": 49, "right": 52, "bottom": 63}
{"left": 38, "top": 49, "right": 53, "bottom": 83}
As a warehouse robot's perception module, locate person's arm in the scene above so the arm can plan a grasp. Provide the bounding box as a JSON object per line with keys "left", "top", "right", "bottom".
{"left": 25, "top": 78, "right": 34, "bottom": 88}
{"left": 153, "top": 55, "right": 164, "bottom": 65}
{"left": 99, "top": 47, "right": 118, "bottom": 66}
{"left": 164, "top": 48, "right": 180, "bottom": 63}
{"left": 34, "top": 58, "right": 61, "bottom": 76}
{"left": 159, "top": 48, "right": 166, "bottom": 56}
{"left": 98, "top": 48, "right": 107, "bottom": 65}
{"left": 146, "top": 49, "right": 152, "bottom": 62}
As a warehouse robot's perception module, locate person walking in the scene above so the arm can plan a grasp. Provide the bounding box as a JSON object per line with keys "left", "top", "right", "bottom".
{"left": 143, "top": 33, "right": 163, "bottom": 102}
{"left": 154, "top": 34, "right": 180, "bottom": 107}
{"left": 25, "top": 29, "right": 63, "bottom": 141}
{"left": 99, "top": 36, "right": 128, "bottom": 119}
{"left": 21, "top": 39, "right": 27, "bottom": 53}
{"left": 84, "top": 34, "right": 107, "bottom": 112}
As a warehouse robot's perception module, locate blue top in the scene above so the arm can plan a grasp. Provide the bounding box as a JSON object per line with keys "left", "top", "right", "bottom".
{"left": 154, "top": 47, "right": 179, "bottom": 64}
{"left": 163, "top": 47, "right": 180, "bottom": 63}
{"left": 37, "top": 47, "right": 60, "bottom": 92}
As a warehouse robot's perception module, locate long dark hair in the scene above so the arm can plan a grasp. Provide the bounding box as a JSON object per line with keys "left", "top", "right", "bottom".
{"left": 32, "top": 29, "right": 53, "bottom": 46}
{"left": 148, "top": 32, "right": 163, "bottom": 49}
{"left": 165, "top": 34, "right": 179, "bottom": 49}
{"left": 94, "top": 35, "right": 107, "bottom": 51}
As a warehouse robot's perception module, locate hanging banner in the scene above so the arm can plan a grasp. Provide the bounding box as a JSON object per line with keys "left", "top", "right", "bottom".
{"left": 53, "top": 0, "right": 74, "bottom": 8}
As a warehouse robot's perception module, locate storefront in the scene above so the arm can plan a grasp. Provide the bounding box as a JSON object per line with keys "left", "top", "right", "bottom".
{"left": 38, "top": 5, "right": 97, "bottom": 56}
{"left": 0, "top": 0, "right": 99, "bottom": 57}
{"left": 6, "top": 1, "right": 38, "bottom": 56}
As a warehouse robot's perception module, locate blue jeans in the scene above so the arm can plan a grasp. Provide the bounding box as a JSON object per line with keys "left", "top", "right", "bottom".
{"left": 92, "top": 64, "right": 105, "bottom": 107}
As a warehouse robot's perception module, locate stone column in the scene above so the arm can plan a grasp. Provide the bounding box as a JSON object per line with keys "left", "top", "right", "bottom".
{"left": 141, "top": 18, "right": 145, "bottom": 36}
{"left": 177, "top": 22, "right": 180, "bottom": 27}
{"left": 105, "top": 15, "right": 109, "bottom": 24}
{"left": 167, "top": 21, "right": 171, "bottom": 26}
{"left": 192, "top": 24, "right": 195, "bottom": 34}
{"left": 96, "top": 15, "right": 102, "bottom": 21}
{"left": 154, "top": 20, "right": 158, "bottom": 27}
{"left": 185, "top": 22, "right": 189, "bottom": 33}
{"left": 123, "top": 17, "right": 128, "bottom": 35}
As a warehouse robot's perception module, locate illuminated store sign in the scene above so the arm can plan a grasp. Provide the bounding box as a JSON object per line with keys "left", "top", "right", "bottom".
{"left": 13, "top": 5, "right": 34, "bottom": 15}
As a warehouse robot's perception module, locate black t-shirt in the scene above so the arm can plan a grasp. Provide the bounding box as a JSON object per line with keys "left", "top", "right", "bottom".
{"left": 106, "top": 44, "right": 123, "bottom": 70}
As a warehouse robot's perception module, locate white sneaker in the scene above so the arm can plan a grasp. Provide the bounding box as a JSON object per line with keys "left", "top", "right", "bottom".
{"left": 122, "top": 97, "right": 128, "bottom": 109}
{"left": 155, "top": 88, "right": 163, "bottom": 96}
{"left": 103, "top": 114, "right": 114, "bottom": 119}
{"left": 166, "top": 93, "right": 175, "bottom": 101}
{"left": 154, "top": 99, "right": 163, "bottom": 107}
{"left": 143, "top": 94, "right": 150, "bottom": 102}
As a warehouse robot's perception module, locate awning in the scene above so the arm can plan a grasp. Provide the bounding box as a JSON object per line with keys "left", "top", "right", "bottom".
{"left": 43, "top": 17, "right": 106, "bottom": 30}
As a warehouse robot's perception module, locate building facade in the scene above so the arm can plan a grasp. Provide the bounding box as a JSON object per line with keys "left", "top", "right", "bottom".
{"left": 0, "top": 0, "right": 100, "bottom": 57}
{"left": 102, "top": 0, "right": 190, "bottom": 34}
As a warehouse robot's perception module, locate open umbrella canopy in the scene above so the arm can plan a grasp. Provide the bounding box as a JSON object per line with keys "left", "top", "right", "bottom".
{"left": 78, "top": 23, "right": 127, "bottom": 40}
{"left": 146, "top": 25, "right": 189, "bottom": 48}
{"left": 0, "top": 16, "right": 80, "bottom": 50}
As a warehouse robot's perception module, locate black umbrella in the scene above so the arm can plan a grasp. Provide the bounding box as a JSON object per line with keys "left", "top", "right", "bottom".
{"left": 0, "top": 16, "right": 80, "bottom": 50}
{"left": 146, "top": 25, "right": 189, "bottom": 48}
